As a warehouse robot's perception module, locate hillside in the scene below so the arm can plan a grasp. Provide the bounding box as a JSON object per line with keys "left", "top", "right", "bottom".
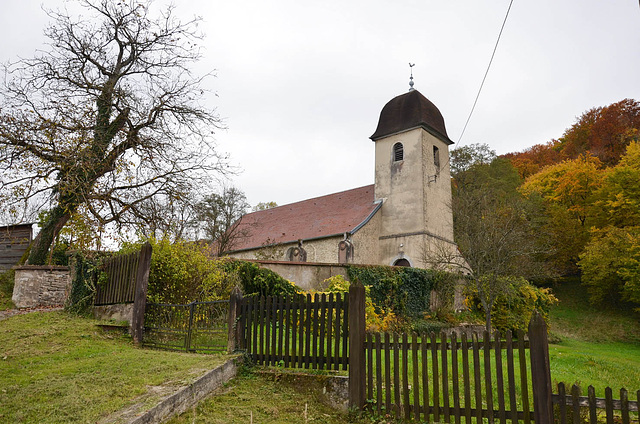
{"left": 547, "top": 278, "right": 640, "bottom": 390}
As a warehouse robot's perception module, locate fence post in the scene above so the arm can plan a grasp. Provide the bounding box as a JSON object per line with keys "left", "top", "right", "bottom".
{"left": 185, "top": 301, "right": 196, "bottom": 352}
{"left": 228, "top": 286, "right": 243, "bottom": 353}
{"left": 131, "top": 242, "right": 152, "bottom": 345}
{"left": 348, "top": 279, "right": 366, "bottom": 410}
{"left": 529, "top": 310, "right": 553, "bottom": 424}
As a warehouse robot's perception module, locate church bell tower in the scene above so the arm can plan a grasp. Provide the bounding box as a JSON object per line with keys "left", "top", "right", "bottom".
{"left": 370, "top": 85, "right": 456, "bottom": 267}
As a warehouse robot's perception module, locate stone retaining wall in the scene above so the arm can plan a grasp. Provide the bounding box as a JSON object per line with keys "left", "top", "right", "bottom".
{"left": 253, "top": 260, "right": 348, "bottom": 291}
{"left": 93, "top": 303, "right": 134, "bottom": 324}
{"left": 11, "top": 265, "right": 71, "bottom": 308}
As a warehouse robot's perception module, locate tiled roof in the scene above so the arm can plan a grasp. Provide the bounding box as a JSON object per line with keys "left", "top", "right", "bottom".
{"left": 228, "top": 185, "right": 380, "bottom": 252}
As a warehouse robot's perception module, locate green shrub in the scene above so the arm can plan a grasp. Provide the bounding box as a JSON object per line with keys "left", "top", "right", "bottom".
{"left": 0, "top": 269, "right": 16, "bottom": 310}
{"left": 119, "top": 239, "right": 298, "bottom": 303}
{"left": 126, "top": 238, "right": 239, "bottom": 304}
{"left": 50, "top": 241, "right": 70, "bottom": 266}
{"left": 221, "top": 259, "right": 299, "bottom": 298}
{"left": 323, "top": 275, "right": 388, "bottom": 332}
{"left": 412, "top": 319, "right": 452, "bottom": 335}
{"left": 465, "top": 277, "right": 558, "bottom": 333}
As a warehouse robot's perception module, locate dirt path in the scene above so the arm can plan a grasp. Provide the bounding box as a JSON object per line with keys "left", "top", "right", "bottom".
{"left": 0, "top": 305, "right": 64, "bottom": 321}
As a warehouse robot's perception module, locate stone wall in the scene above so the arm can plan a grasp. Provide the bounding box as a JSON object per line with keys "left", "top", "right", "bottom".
{"left": 93, "top": 303, "right": 134, "bottom": 323}
{"left": 255, "top": 260, "right": 463, "bottom": 313}
{"left": 12, "top": 265, "right": 71, "bottom": 308}
{"left": 254, "top": 260, "right": 348, "bottom": 291}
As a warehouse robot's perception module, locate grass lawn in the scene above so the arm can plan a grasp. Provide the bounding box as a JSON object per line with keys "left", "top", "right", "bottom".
{"left": 0, "top": 270, "right": 15, "bottom": 311}
{"left": 0, "top": 296, "right": 13, "bottom": 311}
{"left": 166, "top": 370, "right": 395, "bottom": 424}
{"left": 0, "top": 311, "right": 230, "bottom": 423}
{"left": 547, "top": 277, "right": 640, "bottom": 392}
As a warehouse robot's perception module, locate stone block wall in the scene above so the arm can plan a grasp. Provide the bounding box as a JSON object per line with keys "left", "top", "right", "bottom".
{"left": 93, "top": 303, "right": 134, "bottom": 323}
{"left": 254, "top": 260, "right": 348, "bottom": 291}
{"left": 11, "top": 265, "right": 71, "bottom": 308}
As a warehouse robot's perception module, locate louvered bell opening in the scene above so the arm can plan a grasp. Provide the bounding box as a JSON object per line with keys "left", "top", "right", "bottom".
{"left": 393, "top": 142, "right": 404, "bottom": 162}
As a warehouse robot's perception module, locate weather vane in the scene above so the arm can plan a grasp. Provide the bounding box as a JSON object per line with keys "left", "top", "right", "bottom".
{"left": 409, "top": 63, "right": 415, "bottom": 91}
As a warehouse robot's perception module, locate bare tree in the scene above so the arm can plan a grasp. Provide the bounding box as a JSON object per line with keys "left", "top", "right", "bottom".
{"left": 133, "top": 194, "right": 200, "bottom": 243}
{"left": 0, "top": 0, "right": 226, "bottom": 264}
{"left": 195, "top": 186, "right": 250, "bottom": 256}
{"left": 423, "top": 148, "right": 552, "bottom": 332}
{"left": 252, "top": 201, "right": 278, "bottom": 212}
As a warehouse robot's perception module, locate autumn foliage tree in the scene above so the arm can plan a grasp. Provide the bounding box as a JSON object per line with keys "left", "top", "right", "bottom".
{"left": 503, "top": 99, "right": 640, "bottom": 176}
{"left": 0, "top": 1, "right": 225, "bottom": 264}
{"left": 577, "top": 141, "right": 640, "bottom": 310}
{"left": 560, "top": 99, "right": 640, "bottom": 166}
{"left": 521, "top": 155, "right": 604, "bottom": 274}
{"left": 593, "top": 141, "right": 640, "bottom": 228}
{"left": 502, "top": 140, "right": 564, "bottom": 180}
{"left": 579, "top": 226, "right": 640, "bottom": 310}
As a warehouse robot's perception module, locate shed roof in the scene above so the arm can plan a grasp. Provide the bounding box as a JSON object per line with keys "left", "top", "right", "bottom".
{"left": 227, "top": 185, "right": 380, "bottom": 252}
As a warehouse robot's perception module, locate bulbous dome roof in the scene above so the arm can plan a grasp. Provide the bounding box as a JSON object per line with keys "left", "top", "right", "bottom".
{"left": 370, "top": 89, "right": 453, "bottom": 144}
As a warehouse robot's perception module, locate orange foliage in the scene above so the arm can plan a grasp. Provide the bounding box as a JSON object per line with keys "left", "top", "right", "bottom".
{"left": 502, "top": 140, "right": 564, "bottom": 179}
{"left": 504, "top": 99, "right": 639, "bottom": 177}
{"left": 559, "top": 98, "right": 640, "bottom": 166}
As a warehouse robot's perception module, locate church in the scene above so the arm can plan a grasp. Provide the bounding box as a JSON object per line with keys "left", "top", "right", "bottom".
{"left": 226, "top": 84, "right": 458, "bottom": 269}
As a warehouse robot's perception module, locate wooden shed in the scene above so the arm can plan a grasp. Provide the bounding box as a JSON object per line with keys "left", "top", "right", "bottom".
{"left": 0, "top": 223, "right": 34, "bottom": 271}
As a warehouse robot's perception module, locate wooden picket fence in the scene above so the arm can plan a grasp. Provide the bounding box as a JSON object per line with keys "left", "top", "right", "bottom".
{"left": 238, "top": 293, "right": 349, "bottom": 370}
{"left": 231, "top": 281, "right": 639, "bottom": 423}
{"left": 92, "top": 242, "right": 152, "bottom": 343}
{"left": 94, "top": 250, "right": 141, "bottom": 305}
{"left": 363, "top": 330, "right": 535, "bottom": 422}
{"left": 554, "top": 383, "right": 639, "bottom": 424}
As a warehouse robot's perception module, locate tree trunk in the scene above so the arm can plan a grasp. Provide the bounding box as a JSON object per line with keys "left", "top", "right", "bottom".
{"left": 27, "top": 206, "right": 72, "bottom": 265}
{"left": 485, "top": 309, "right": 492, "bottom": 334}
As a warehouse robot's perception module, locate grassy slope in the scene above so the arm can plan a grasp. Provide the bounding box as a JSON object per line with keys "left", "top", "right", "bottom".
{"left": 547, "top": 278, "right": 640, "bottom": 392}
{"left": 166, "top": 371, "right": 392, "bottom": 424}
{"left": 0, "top": 311, "right": 229, "bottom": 423}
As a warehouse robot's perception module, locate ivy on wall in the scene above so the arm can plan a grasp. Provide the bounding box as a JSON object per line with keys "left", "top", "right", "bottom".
{"left": 221, "top": 259, "right": 299, "bottom": 298}
{"left": 66, "top": 251, "right": 102, "bottom": 315}
{"left": 346, "top": 265, "right": 457, "bottom": 317}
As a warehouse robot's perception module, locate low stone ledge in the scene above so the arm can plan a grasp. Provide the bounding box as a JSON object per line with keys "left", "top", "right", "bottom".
{"left": 128, "top": 357, "right": 240, "bottom": 424}
{"left": 12, "top": 265, "right": 70, "bottom": 271}
{"left": 93, "top": 303, "right": 134, "bottom": 324}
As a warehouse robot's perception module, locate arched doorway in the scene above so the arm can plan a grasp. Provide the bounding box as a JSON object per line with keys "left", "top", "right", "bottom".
{"left": 393, "top": 258, "right": 411, "bottom": 267}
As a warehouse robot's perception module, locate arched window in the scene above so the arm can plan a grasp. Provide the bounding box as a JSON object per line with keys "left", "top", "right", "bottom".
{"left": 286, "top": 246, "right": 307, "bottom": 262}
{"left": 433, "top": 145, "right": 440, "bottom": 171}
{"left": 393, "top": 142, "right": 404, "bottom": 162}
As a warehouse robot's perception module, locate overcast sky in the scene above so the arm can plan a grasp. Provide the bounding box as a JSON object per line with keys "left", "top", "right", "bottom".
{"left": 2, "top": 0, "right": 639, "bottom": 209}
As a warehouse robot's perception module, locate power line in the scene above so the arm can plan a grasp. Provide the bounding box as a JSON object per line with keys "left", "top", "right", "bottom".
{"left": 456, "top": 0, "right": 515, "bottom": 146}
